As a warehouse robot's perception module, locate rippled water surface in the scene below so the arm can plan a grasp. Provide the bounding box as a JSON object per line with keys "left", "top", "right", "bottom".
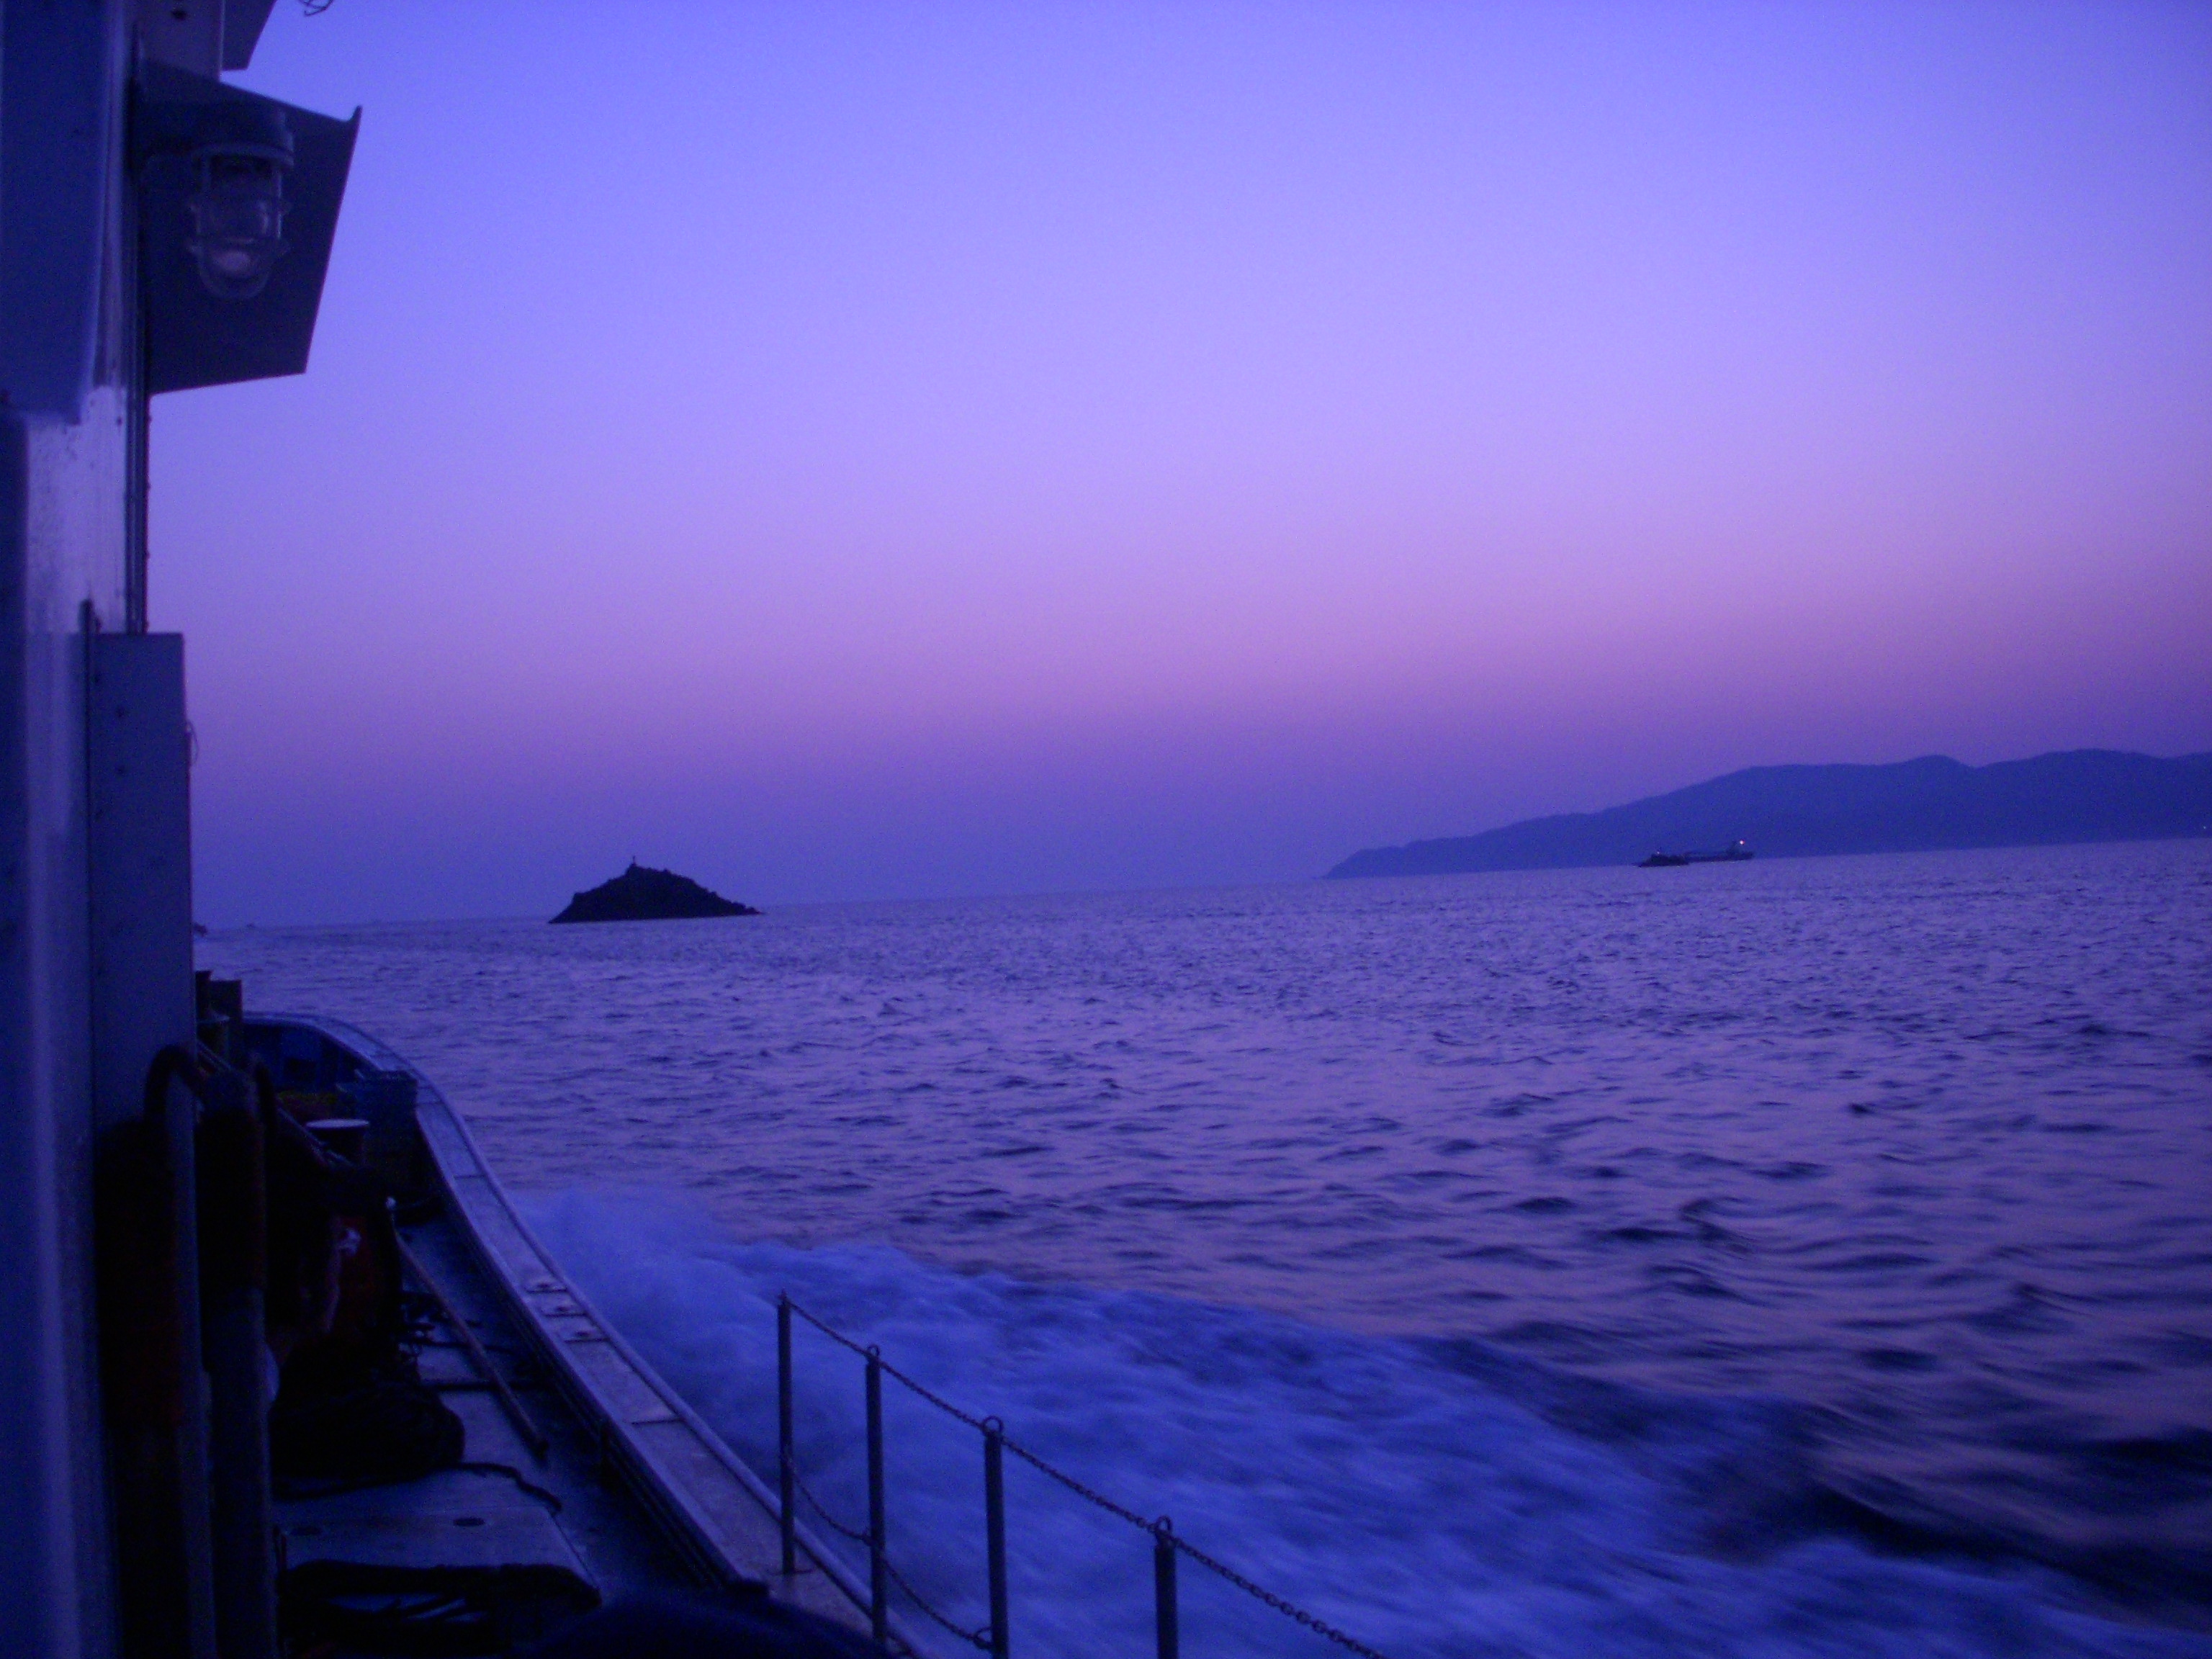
{"left": 204, "top": 842, "right": 2212, "bottom": 1654}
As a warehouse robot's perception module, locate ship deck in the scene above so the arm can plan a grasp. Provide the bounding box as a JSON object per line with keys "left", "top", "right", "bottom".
{"left": 254, "top": 1015, "right": 882, "bottom": 1654}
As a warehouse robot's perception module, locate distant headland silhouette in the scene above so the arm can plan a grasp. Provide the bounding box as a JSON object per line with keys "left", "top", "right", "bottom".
{"left": 552, "top": 862, "right": 761, "bottom": 923}
{"left": 1326, "top": 749, "right": 2212, "bottom": 879}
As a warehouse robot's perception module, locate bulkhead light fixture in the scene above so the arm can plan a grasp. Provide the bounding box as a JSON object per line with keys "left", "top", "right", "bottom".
{"left": 182, "top": 104, "right": 295, "bottom": 300}
{"left": 135, "top": 62, "right": 360, "bottom": 393}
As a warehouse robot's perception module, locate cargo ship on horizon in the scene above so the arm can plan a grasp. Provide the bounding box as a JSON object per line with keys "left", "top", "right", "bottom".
{"left": 1638, "top": 840, "right": 1755, "bottom": 867}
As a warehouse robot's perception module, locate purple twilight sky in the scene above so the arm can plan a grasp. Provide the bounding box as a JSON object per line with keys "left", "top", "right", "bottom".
{"left": 158, "top": 1, "right": 2212, "bottom": 925}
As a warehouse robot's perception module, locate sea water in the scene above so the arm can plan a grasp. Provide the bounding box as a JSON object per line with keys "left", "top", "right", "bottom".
{"left": 202, "top": 840, "right": 2212, "bottom": 1655}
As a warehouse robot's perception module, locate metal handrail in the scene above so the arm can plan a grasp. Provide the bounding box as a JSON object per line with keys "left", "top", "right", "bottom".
{"left": 777, "top": 1293, "right": 1393, "bottom": 1659}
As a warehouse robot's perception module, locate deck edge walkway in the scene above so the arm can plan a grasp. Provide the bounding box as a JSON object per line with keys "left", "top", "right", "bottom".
{"left": 264, "top": 1014, "right": 898, "bottom": 1647}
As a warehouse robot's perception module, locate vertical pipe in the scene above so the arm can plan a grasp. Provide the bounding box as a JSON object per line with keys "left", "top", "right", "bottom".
{"left": 983, "top": 1419, "right": 1009, "bottom": 1658}
{"left": 777, "top": 1295, "right": 796, "bottom": 1576}
{"left": 1153, "top": 1519, "right": 1179, "bottom": 1659}
{"left": 99, "top": 1056, "right": 218, "bottom": 1659}
{"left": 199, "top": 1090, "right": 276, "bottom": 1659}
{"left": 866, "top": 1350, "right": 888, "bottom": 1642}
{"left": 159, "top": 1060, "right": 220, "bottom": 1659}
{"left": 125, "top": 154, "right": 150, "bottom": 636}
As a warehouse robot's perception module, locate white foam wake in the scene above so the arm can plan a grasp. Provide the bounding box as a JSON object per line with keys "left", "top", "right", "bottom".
{"left": 526, "top": 1191, "right": 2201, "bottom": 1658}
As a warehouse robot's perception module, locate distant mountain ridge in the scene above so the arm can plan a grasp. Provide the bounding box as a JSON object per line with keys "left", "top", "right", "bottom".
{"left": 1326, "top": 750, "right": 2212, "bottom": 879}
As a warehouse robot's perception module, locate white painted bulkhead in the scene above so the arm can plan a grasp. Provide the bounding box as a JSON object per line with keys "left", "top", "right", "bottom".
{"left": 2, "top": 4, "right": 269, "bottom": 1653}
{"left": 2, "top": 6, "right": 141, "bottom": 1653}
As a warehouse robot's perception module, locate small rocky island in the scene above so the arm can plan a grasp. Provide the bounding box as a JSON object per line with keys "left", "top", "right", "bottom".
{"left": 551, "top": 862, "right": 761, "bottom": 924}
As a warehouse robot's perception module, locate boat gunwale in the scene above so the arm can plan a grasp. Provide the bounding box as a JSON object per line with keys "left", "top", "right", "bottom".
{"left": 255, "top": 1013, "right": 891, "bottom": 1641}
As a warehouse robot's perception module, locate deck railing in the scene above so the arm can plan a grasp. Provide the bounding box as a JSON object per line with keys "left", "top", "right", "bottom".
{"left": 775, "top": 1294, "right": 1390, "bottom": 1659}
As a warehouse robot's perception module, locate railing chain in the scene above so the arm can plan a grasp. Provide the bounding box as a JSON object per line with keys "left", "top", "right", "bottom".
{"left": 789, "top": 1464, "right": 873, "bottom": 1547}
{"left": 782, "top": 1294, "right": 1394, "bottom": 1659}
{"left": 1159, "top": 1527, "right": 1388, "bottom": 1658}
{"left": 877, "top": 1548, "right": 994, "bottom": 1653}
{"left": 788, "top": 1429, "right": 989, "bottom": 1650}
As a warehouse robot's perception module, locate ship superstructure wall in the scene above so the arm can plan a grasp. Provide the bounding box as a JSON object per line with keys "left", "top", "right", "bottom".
{"left": 1, "top": 4, "right": 150, "bottom": 1655}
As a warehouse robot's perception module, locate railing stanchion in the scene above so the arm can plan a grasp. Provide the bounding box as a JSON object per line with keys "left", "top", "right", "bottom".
{"left": 866, "top": 1347, "right": 888, "bottom": 1643}
{"left": 777, "top": 1293, "right": 796, "bottom": 1576}
{"left": 778, "top": 1295, "right": 1388, "bottom": 1658}
{"left": 983, "top": 1419, "right": 1010, "bottom": 1658}
{"left": 1154, "top": 1518, "right": 1179, "bottom": 1659}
